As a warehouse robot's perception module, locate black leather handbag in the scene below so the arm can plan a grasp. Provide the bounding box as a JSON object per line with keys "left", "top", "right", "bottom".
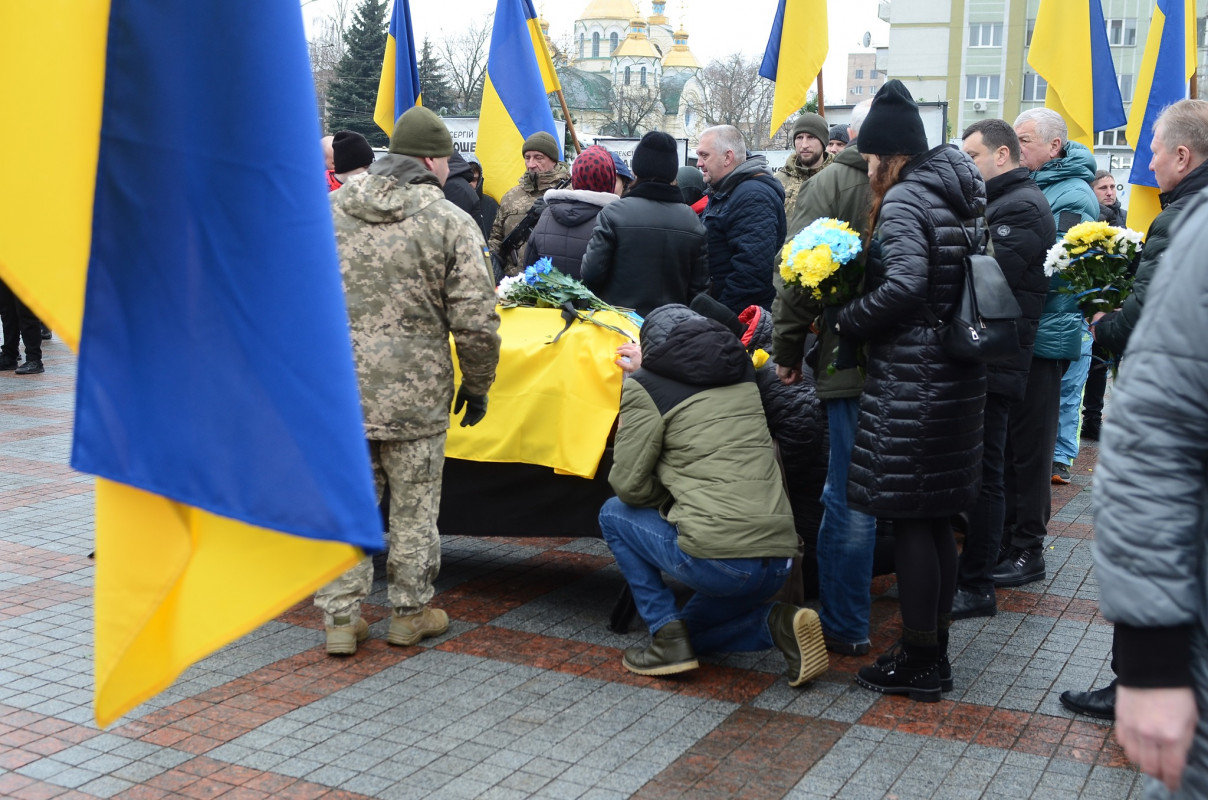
{"left": 926, "top": 221, "right": 1022, "bottom": 364}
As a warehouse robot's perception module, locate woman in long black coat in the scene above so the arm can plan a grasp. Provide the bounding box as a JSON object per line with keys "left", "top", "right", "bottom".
{"left": 834, "top": 81, "right": 987, "bottom": 702}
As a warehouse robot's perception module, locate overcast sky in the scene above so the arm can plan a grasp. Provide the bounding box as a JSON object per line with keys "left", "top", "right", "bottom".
{"left": 302, "top": 0, "right": 890, "bottom": 100}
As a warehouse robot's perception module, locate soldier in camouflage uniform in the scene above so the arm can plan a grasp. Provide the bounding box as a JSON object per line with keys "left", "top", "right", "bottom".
{"left": 776, "top": 112, "right": 832, "bottom": 217}
{"left": 487, "top": 131, "right": 570, "bottom": 276}
{"left": 315, "top": 106, "right": 502, "bottom": 656}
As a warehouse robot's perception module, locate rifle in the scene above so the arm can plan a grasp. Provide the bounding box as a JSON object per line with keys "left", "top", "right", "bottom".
{"left": 490, "top": 178, "right": 571, "bottom": 284}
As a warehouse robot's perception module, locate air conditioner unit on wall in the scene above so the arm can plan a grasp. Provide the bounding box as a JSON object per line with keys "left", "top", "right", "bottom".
{"left": 973, "top": 101, "right": 986, "bottom": 112}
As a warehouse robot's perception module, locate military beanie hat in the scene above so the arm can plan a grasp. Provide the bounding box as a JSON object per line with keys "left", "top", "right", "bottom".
{"left": 521, "top": 130, "right": 560, "bottom": 162}
{"left": 571, "top": 146, "right": 617, "bottom": 193}
{"left": 828, "top": 124, "right": 850, "bottom": 145}
{"left": 631, "top": 130, "right": 679, "bottom": 183}
{"left": 389, "top": 106, "right": 453, "bottom": 158}
{"left": 332, "top": 130, "right": 375, "bottom": 173}
{"left": 790, "top": 113, "right": 829, "bottom": 146}
{"left": 859, "top": 80, "right": 929, "bottom": 156}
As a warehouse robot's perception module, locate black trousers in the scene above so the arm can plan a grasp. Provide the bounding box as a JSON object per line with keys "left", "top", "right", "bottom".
{"left": 1003, "top": 357, "right": 1066, "bottom": 553}
{"left": 0, "top": 280, "right": 41, "bottom": 362}
{"left": 1082, "top": 341, "right": 1111, "bottom": 426}
{"left": 957, "top": 391, "right": 1012, "bottom": 594}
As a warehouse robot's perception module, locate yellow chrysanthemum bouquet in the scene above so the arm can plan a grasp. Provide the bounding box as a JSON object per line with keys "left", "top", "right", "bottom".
{"left": 778, "top": 218, "right": 864, "bottom": 304}
{"left": 1043, "top": 220, "right": 1143, "bottom": 319}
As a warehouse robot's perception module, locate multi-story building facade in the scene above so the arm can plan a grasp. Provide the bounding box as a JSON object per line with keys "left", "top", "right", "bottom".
{"left": 846, "top": 53, "right": 887, "bottom": 103}
{"left": 876, "top": 0, "right": 1208, "bottom": 171}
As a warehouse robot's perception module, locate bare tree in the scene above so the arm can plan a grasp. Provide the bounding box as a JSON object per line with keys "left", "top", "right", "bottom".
{"left": 308, "top": 0, "right": 354, "bottom": 131}
{"left": 438, "top": 16, "right": 492, "bottom": 114}
{"left": 602, "top": 85, "right": 664, "bottom": 137}
{"left": 690, "top": 52, "right": 778, "bottom": 149}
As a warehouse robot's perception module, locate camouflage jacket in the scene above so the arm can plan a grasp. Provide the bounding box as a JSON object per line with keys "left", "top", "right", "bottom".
{"left": 487, "top": 163, "right": 571, "bottom": 274}
{"left": 775, "top": 153, "right": 831, "bottom": 217}
{"left": 331, "top": 153, "right": 501, "bottom": 441}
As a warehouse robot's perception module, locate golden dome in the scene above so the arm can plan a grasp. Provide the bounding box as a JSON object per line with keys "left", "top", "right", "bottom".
{"left": 579, "top": 0, "right": 639, "bottom": 20}
{"left": 663, "top": 28, "right": 699, "bottom": 69}
{"left": 613, "top": 16, "right": 661, "bottom": 59}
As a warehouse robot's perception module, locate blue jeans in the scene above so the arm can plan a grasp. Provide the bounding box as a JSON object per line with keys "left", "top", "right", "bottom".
{"left": 816, "top": 397, "right": 877, "bottom": 644}
{"left": 1054, "top": 327, "right": 1092, "bottom": 466}
{"left": 598, "top": 498, "right": 791, "bottom": 654}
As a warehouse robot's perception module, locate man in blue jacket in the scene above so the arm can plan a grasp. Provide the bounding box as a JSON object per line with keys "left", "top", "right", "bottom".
{"left": 697, "top": 125, "right": 787, "bottom": 314}
{"left": 993, "top": 109, "right": 1096, "bottom": 588}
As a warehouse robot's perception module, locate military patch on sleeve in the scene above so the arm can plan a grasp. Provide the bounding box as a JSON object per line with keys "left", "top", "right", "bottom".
{"left": 481, "top": 245, "right": 491, "bottom": 260}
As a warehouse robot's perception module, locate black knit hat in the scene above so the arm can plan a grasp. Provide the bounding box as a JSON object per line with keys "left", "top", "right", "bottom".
{"left": 332, "top": 130, "right": 375, "bottom": 173}
{"left": 631, "top": 131, "right": 679, "bottom": 183}
{"left": 828, "top": 124, "right": 850, "bottom": 145}
{"left": 858, "top": 80, "right": 928, "bottom": 156}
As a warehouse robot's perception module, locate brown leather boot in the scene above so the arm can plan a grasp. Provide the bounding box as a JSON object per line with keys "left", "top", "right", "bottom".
{"left": 622, "top": 620, "right": 699, "bottom": 676}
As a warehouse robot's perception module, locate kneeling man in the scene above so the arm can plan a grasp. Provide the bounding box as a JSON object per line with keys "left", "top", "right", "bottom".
{"left": 599, "top": 304, "right": 827, "bottom": 686}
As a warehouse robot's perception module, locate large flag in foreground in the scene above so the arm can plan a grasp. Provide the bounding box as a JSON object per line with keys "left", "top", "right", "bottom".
{"left": 759, "top": 0, "right": 828, "bottom": 135}
{"left": 374, "top": 0, "right": 423, "bottom": 136}
{"left": 1028, "top": 0, "right": 1126, "bottom": 147}
{"left": 1126, "top": 0, "right": 1196, "bottom": 231}
{"left": 0, "top": 1, "right": 382, "bottom": 726}
{"left": 478, "top": 0, "right": 563, "bottom": 201}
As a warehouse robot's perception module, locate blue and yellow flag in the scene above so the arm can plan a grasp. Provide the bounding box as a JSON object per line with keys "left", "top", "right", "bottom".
{"left": 1028, "top": 0, "right": 1126, "bottom": 147}
{"left": 1126, "top": 0, "right": 1196, "bottom": 232}
{"left": 478, "top": 0, "right": 563, "bottom": 201}
{"left": 374, "top": 0, "right": 423, "bottom": 136}
{"left": 759, "top": 0, "right": 828, "bottom": 135}
{"left": 0, "top": 1, "right": 382, "bottom": 727}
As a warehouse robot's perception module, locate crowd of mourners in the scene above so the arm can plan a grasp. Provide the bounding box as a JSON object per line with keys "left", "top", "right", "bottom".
{"left": 316, "top": 83, "right": 1208, "bottom": 796}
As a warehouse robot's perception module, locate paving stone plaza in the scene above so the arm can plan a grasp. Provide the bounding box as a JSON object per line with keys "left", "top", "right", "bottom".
{"left": 0, "top": 338, "right": 1142, "bottom": 799}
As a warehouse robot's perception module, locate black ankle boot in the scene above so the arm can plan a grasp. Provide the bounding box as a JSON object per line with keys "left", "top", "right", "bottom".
{"left": 858, "top": 637, "right": 942, "bottom": 702}
{"left": 622, "top": 619, "right": 699, "bottom": 676}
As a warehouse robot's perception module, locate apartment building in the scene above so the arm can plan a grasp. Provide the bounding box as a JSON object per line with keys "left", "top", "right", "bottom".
{"left": 847, "top": 53, "right": 887, "bottom": 102}
{"left": 876, "top": 0, "right": 1208, "bottom": 171}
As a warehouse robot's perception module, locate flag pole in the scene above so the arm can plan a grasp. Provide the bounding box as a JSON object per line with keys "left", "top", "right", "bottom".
{"left": 555, "top": 88, "right": 582, "bottom": 156}
{"left": 816, "top": 72, "right": 825, "bottom": 117}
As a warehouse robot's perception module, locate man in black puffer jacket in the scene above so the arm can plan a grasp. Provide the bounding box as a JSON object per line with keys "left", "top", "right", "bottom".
{"left": 442, "top": 150, "right": 483, "bottom": 234}
{"left": 953, "top": 120, "right": 1055, "bottom": 621}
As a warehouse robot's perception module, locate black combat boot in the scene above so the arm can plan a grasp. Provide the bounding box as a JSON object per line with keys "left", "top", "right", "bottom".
{"left": 857, "top": 628, "right": 942, "bottom": 702}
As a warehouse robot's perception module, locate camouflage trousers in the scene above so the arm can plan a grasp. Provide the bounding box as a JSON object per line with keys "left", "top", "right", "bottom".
{"left": 314, "top": 434, "right": 445, "bottom": 626}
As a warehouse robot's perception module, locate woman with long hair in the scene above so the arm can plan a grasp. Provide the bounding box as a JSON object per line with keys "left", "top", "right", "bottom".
{"left": 833, "top": 80, "right": 987, "bottom": 702}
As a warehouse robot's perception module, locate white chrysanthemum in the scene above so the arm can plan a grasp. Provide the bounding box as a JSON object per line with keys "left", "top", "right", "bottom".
{"left": 1042, "top": 240, "right": 1070, "bottom": 277}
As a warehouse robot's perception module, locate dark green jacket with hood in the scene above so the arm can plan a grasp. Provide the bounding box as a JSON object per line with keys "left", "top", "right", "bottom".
{"left": 609, "top": 304, "right": 797, "bottom": 559}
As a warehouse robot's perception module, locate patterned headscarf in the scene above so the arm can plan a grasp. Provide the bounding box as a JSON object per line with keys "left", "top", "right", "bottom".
{"left": 571, "top": 146, "right": 618, "bottom": 193}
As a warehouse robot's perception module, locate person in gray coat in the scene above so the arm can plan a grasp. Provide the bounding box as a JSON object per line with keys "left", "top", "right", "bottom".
{"left": 1093, "top": 195, "right": 1208, "bottom": 797}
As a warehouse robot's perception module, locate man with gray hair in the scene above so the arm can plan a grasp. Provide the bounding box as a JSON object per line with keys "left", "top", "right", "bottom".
{"left": 771, "top": 97, "right": 876, "bottom": 657}
{"left": 697, "top": 124, "right": 786, "bottom": 313}
{"left": 992, "top": 108, "right": 1097, "bottom": 588}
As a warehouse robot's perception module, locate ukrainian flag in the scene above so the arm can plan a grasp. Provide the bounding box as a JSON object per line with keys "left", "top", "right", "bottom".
{"left": 478, "top": 0, "right": 563, "bottom": 201}
{"left": 759, "top": 0, "right": 828, "bottom": 135}
{"left": 0, "top": 1, "right": 382, "bottom": 726}
{"left": 1126, "top": 0, "right": 1196, "bottom": 232}
{"left": 374, "top": 0, "right": 423, "bottom": 136}
{"left": 1028, "top": 0, "right": 1126, "bottom": 147}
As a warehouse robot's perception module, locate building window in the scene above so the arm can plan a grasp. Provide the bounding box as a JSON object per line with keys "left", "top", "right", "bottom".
{"left": 610, "top": 32, "right": 619, "bottom": 54}
{"left": 1097, "top": 128, "right": 1129, "bottom": 148}
{"left": 592, "top": 32, "right": 600, "bottom": 58}
{"left": 1026, "top": 18, "right": 1035, "bottom": 46}
{"left": 966, "top": 74, "right": 1001, "bottom": 100}
{"left": 578, "top": 35, "right": 584, "bottom": 60}
{"left": 624, "top": 65, "right": 631, "bottom": 85}
{"left": 1022, "top": 73, "right": 1047, "bottom": 102}
{"left": 970, "top": 22, "right": 1003, "bottom": 47}
{"left": 870, "top": 69, "right": 878, "bottom": 78}
{"left": 1105, "top": 18, "right": 1137, "bottom": 46}
{"left": 640, "top": 66, "right": 647, "bottom": 86}
{"left": 852, "top": 86, "right": 862, "bottom": 95}
{"left": 855, "top": 69, "right": 864, "bottom": 78}
{"left": 1118, "top": 73, "right": 1134, "bottom": 102}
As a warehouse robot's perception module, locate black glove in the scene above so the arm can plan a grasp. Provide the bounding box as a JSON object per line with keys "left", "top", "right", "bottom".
{"left": 453, "top": 387, "right": 488, "bottom": 427}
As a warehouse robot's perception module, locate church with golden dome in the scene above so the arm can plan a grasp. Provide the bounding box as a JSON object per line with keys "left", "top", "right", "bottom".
{"left": 552, "top": 1, "right": 704, "bottom": 142}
